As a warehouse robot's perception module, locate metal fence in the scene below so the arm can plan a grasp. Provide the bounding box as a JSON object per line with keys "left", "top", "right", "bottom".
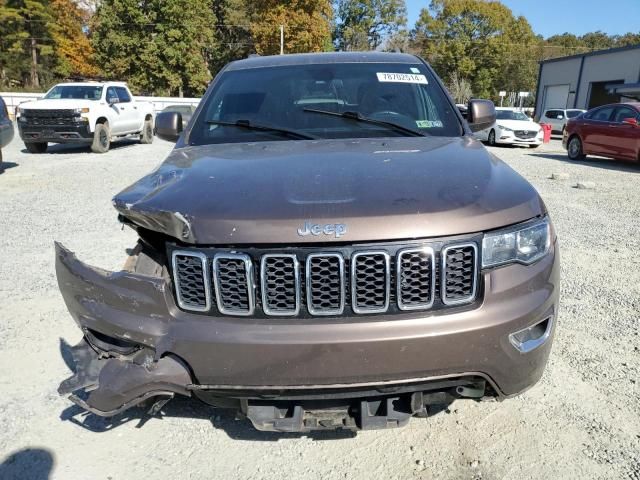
{"left": 0, "top": 92, "right": 201, "bottom": 120}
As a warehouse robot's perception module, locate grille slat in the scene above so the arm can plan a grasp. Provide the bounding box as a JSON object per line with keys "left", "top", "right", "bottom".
{"left": 442, "top": 244, "right": 478, "bottom": 305}
{"left": 172, "top": 251, "right": 210, "bottom": 312}
{"left": 261, "top": 254, "right": 300, "bottom": 316}
{"left": 213, "top": 253, "right": 255, "bottom": 316}
{"left": 306, "top": 254, "right": 345, "bottom": 316}
{"left": 351, "top": 251, "right": 390, "bottom": 314}
{"left": 397, "top": 247, "right": 435, "bottom": 310}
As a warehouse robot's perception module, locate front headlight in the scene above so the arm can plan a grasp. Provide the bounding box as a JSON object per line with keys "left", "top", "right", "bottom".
{"left": 74, "top": 107, "right": 90, "bottom": 114}
{"left": 482, "top": 217, "right": 551, "bottom": 268}
{"left": 498, "top": 125, "right": 513, "bottom": 132}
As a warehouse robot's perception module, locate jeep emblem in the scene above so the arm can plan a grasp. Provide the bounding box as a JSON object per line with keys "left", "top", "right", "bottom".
{"left": 297, "top": 221, "right": 347, "bottom": 238}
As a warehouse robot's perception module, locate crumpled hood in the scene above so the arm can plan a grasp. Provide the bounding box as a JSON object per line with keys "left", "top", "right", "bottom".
{"left": 113, "top": 136, "right": 545, "bottom": 245}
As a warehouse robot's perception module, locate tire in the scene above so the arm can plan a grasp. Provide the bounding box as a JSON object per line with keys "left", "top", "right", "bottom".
{"left": 91, "top": 122, "right": 110, "bottom": 153}
{"left": 567, "top": 135, "right": 586, "bottom": 160}
{"left": 529, "top": 144, "right": 540, "bottom": 149}
{"left": 140, "top": 118, "right": 154, "bottom": 144}
{"left": 25, "top": 142, "right": 48, "bottom": 154}
{"left": 488, "top": 129, "right": 496, "bottom": 146}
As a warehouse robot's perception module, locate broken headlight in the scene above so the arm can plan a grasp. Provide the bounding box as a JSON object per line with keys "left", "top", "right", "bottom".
{"left": 482, "top": 217, "right": 551, "bottom": 268}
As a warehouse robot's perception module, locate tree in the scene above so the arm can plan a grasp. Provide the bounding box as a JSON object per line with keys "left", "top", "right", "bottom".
{"left": 334, "top": 0, "right": 407, "bottom": 51}
{"left": 91, "top": 0, "right": 214, "bottom": 96}
{"left": 447, "top": 71, "right": 472, "bottom": 104}
{"left": 209, "top": 0, "right": 253, "bottom": 75}
{"left": 0, "top": 0, "right": 57, "bottom": 89}
{"left": 412, "top": 0, "right": 539, "bottom": 100}
{"left": 51, "top": 0, "right": 98, "bottom": 78}
{"left": 248, "top": 0, "right": 333, "bottom": 56}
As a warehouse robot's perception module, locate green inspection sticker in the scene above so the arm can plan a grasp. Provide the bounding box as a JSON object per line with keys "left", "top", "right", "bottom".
{"left": 416, "top": 120, "right": 444, "bottom": 128}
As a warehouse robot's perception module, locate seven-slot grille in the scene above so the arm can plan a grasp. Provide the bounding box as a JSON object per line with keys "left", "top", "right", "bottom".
{"left": 171, "top": 242, "right": 479, "bottom": 317}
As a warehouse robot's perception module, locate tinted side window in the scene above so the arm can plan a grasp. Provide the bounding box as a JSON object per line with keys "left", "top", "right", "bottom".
{"left": 612, "top": 107, "right": 638, "bottom": 123}
{"left": 106, "top": 87, "right": 118, "bottom": 103}
{"left": 545, "top": 110, "right": 559, "bottom": 119}
{"left": 0, "top": 98, "right": 6, "bottom": 119}
{"left": 589, "top": 106, "right": 615, "bottom": 122}
{"left": 116, "top": 87, "right": 132, "bottom": 103}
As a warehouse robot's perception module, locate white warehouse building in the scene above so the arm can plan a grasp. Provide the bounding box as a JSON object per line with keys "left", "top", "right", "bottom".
{"left": 535, "top": 44, "right": 640, "bottom": 117}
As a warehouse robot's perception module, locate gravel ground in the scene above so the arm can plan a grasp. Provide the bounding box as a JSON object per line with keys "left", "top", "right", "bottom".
{"left": 0, "top": 132, "right": 638, "bottom": 480}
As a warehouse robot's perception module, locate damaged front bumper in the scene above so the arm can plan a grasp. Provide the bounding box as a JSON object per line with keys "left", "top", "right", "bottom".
{"left": 56, "top": 240, "right": 559, "bottom": 430}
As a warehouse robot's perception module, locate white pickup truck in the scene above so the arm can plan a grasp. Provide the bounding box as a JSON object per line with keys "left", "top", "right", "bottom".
{"left": 17, "top": 81, "right": 155, "bottom": 153}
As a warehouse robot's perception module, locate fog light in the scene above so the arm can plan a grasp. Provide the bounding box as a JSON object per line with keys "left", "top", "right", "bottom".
{"left": 509, "top": 316, "right": 553, "bottom": 353}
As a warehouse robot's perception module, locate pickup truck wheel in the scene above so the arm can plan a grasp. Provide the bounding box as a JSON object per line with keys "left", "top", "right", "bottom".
{"left": 488, "top": 129, "right": 496, "bottom": 146}
{"left": 140, "top": 119, "right": 154, "bottom": 144}
{"left": 25, "top": 142, "right": 48, "bottom": 154}
{"left": 91, "top": 123, "right": 110, "bottom": 153}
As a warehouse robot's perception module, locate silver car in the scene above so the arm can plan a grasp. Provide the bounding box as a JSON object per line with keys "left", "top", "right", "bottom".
{"left": 539, "top": 108, "right": 586, "bottom": 134}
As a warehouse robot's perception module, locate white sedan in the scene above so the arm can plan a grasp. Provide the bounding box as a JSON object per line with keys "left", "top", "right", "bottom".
{"left": 475, "top": 108, "right": 543, "bottom": 148}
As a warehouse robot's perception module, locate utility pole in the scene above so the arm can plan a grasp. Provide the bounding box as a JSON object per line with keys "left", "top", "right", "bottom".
{"left": 280, "top": 25, "right": 284, "bottom": 55}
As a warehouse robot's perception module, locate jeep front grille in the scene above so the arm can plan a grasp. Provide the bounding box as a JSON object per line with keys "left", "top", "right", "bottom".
{"left": 171, "top": 240, "right": 480, "bottom": 317}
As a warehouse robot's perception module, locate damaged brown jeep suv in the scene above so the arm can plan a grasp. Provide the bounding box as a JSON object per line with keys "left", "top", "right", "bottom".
{"left": 57, "top": 52, "right": 559, "bottom": 432}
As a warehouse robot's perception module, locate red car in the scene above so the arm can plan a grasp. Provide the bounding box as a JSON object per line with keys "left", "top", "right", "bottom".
{"left": 563, "top": 103, "right": 640, "bottom": 162}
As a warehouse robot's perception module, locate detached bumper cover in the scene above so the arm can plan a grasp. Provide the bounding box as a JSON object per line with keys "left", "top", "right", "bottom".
{"left": 56, "top": 240, "right": 559, "bottom": 416}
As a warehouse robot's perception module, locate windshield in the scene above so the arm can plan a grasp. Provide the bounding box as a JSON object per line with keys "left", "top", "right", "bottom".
{"left": 496, "top": 110, "right": 529, "bottom": 121}
{"left": 44, "top": 85, "right": 103, "bottom": 100}
{"left": 566, "top": 110, "right": 583, "bottom": 118}
{"left": 189, "top": 62, "right": 461, "bottom": 145}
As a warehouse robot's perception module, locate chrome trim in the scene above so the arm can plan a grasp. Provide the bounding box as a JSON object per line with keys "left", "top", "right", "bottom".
{"left": 306, "top": 253, "right": 345, "bottom": 316}
{"left": 212, "top": 252, "right": 255, "bottom": 316}
{"left": 171, "top": 250, "right": 211, "bottom": 312}
{"left": 351, "top": 251, "right": 390, "bottom": 314}
{"left": 509, "top": 316, "right": 554, "bottom": 353}
{"left": 260, "top": 254, "right": 300, "bottom": 316}
{"left": 396, "top": 246, "right": 435, "bottom": 311}
{"left": 441, "top": 243, "right": 478, "bottom": 306}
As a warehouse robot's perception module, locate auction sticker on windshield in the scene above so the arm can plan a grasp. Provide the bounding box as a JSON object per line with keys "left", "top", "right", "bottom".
{"left": 376, "top": 72, "right": 428, "bottom": 84}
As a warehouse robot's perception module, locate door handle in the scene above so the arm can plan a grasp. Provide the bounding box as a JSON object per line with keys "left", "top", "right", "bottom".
{"left": 133, "top": 106, "right": 137, "bottom": 110}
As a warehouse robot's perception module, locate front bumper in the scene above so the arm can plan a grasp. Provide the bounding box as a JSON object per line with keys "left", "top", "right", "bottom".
{"left": 18, "top": 122, "right": 93, "bottom": 143}
{"left": 497, "top": 134, "right": 543, "bottom": 146}
{"left": 56, "top": 240, "right": 559, "bottom": 425}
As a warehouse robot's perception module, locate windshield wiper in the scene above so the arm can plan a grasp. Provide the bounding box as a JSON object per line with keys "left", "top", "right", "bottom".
{"left": 303, "top": 108, "right": 426, "bottom": 137}
{"left": 205, "top": 119, "right": 317, "bottom": 140}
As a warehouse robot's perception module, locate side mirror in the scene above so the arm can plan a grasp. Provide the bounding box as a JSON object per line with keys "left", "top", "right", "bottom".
{"left": 107, "top": 97, "right": 119, "bottom": 106}
{"left": 156, "top": 111, "right": 183, "bottom": 142}
{"left": 622, "top": 117, "right": 638, "bottom": 126}
{"left": 467, "top": 99, "right": 496, "bottom": 132}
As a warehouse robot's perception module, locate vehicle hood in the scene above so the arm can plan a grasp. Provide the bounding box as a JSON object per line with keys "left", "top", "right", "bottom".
{"left": 19, "top": 99, "right": 98, "bottom": 110}
{"left": 497, "top": 119, "right": 541, "bottom": 131}
{"left": 113, "top": 136, "right": 545, "bottom": 245}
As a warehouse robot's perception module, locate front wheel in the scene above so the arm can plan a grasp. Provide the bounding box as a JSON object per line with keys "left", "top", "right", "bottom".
{"left": 140, "top": 119, "right": 154, "bottom": 144}
{"left": 25, "top": 142, "right": 48, "bottom": 154}
{"left": 91, "top": 122, "right": 110, "bottom": 153}
{"left": 488, "top": 129, "right": 496, "bottom": 146}
{"left": 567, "top": 136, "right": 586, "bottom": 160}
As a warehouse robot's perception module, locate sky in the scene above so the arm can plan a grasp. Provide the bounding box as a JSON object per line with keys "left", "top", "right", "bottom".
{"left": 405, "top": 0, "right": 640, "bottom": 38}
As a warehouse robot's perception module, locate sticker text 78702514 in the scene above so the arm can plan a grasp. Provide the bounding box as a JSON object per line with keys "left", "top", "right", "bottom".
{"left": 376, "top": 72, "right": 428, "bottom": 85}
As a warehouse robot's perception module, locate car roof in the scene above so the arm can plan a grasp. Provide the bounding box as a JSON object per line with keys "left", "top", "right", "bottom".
{"left": 589, "top": 102, "right": 640, "bottom": 110}
{"left": 53, "top": 82, "right": 127, "bottom": 87}
{"left": 225, "top": 52, "right": 421, "bottom": 71}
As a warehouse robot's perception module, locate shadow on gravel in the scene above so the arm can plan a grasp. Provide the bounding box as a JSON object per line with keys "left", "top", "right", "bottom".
{"left": 0, "top": 161, "right": 18, "bottom": 173}
{"left": 20, "top": 139, "right": 142, "bottom": 155}
{"left": 60, "top": 396, "right": 357, "bottom": 441}
{"left": 0, "top": 448, "right": 54, "bottom": 480}
{"left": 528, "top": 152, "right": 640, "bottom": 173}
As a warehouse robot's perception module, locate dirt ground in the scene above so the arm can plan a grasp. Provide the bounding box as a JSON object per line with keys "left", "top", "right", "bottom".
{"left": 0, "top": 134, "right": 638, "bottom": 480}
